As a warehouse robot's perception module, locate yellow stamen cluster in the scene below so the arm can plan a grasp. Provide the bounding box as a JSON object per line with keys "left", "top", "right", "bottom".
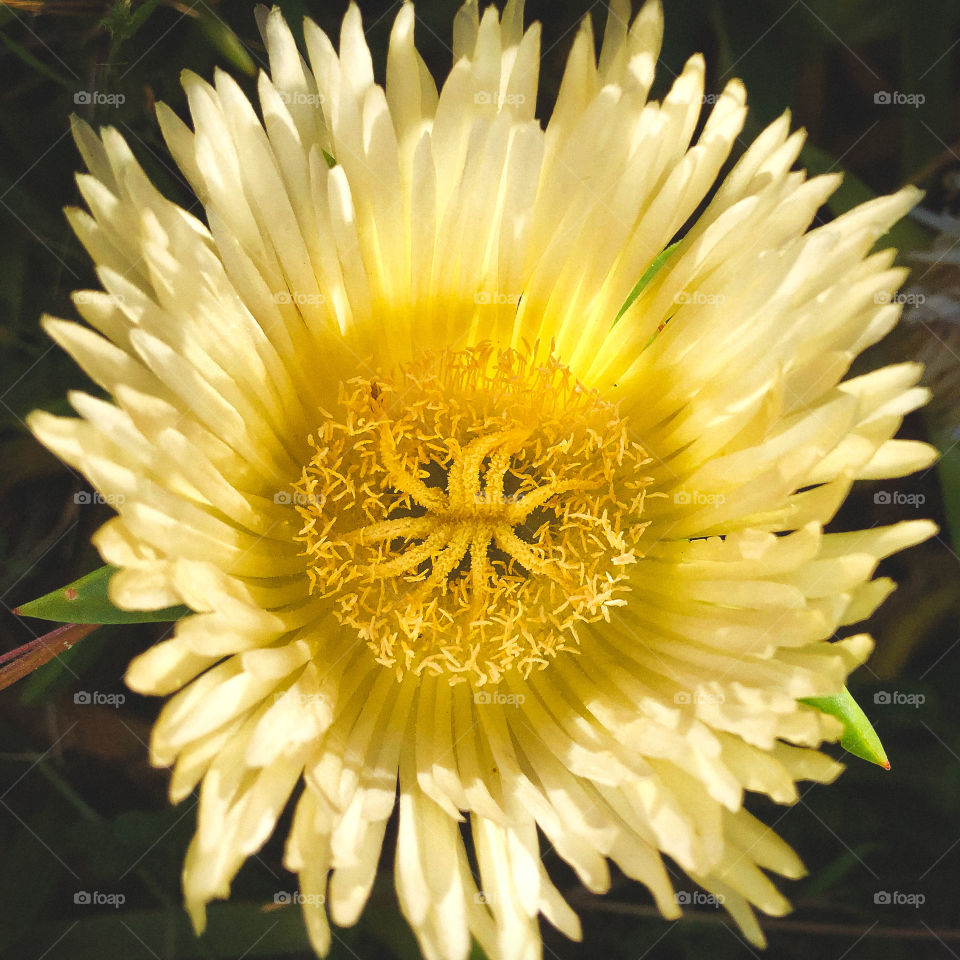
{"left": 292, "top": 345, "right": 652, "bottom": 685}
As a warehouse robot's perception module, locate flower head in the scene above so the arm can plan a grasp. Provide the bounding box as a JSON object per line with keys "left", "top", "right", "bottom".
{"left": 29, "top": 0, "right": 936, "bottom": 957}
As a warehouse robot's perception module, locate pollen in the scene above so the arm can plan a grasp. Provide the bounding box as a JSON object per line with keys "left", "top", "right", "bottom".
{"left": 292, "top": 345, "right": 652, "bottom": 685}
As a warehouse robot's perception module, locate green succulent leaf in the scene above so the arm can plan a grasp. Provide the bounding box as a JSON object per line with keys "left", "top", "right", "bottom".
{"left": 802, "top": 686, "right": 890, "bottom": 769}
{"left": 196, "top": 13, "right": 256, "bottom": 77}
{"left": 15, "top": 565, "right": 189, "bottom": 624}
{"left": 614, "top": 241, "right": 680, "bottom": 325}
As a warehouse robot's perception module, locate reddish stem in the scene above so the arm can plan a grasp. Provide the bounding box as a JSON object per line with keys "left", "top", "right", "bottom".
{"left": 0, "top": 623, "right": 100, "bottom": 692}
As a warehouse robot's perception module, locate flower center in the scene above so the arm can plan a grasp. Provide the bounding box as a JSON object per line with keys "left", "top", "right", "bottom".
{"left": 292, "top": 345, "right": 651, "bottom": 685}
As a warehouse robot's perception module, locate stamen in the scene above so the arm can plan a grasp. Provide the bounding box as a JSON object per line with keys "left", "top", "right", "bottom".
{"left": 291, "top": 344, "right": 652, "bottom": 686}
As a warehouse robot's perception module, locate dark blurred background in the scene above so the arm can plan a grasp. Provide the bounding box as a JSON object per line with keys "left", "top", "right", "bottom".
{"left": 1, "top": 0, "right": 959, "bottom": 957}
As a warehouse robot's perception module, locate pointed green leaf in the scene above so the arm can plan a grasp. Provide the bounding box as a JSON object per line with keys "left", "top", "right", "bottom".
{"left": 14, "top": 566, "right": 189, "bottom": 624}
{"left": 614, "top": 241, "right": 680, "bottom": 324}
{"left": 802, "top": 686, "right": 890, "bottom": 769}
{"left": 196, "top": 13, "right": 256, "bottom": 77}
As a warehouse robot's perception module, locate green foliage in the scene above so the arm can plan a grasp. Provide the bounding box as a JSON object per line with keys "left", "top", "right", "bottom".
{"left": 802, "top": 687, "right": 890, "bottom": 768}
{"left": 614, "top": 241, "right": 679, "bottom": 324}
{"left": 16, "top": 565, "right": 189, "bottom": 624}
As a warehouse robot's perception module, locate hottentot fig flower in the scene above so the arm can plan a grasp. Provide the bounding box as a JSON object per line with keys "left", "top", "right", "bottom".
{"left": 28, "top": 0, "right": 937, "bottom": 957}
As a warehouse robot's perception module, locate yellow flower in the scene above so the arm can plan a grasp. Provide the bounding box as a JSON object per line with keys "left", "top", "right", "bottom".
{"left": 29, "top": 0, "right": 937, "bottom": 956}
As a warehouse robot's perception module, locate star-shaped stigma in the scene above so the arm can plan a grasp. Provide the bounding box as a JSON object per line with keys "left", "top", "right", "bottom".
{"left": 293, "top": 346, "right": 653, "bottom": 685}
